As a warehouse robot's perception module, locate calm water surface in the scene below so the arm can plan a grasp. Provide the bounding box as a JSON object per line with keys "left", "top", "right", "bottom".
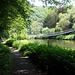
{"left": 31, "top": 39, "right": 75, "bottom": 49}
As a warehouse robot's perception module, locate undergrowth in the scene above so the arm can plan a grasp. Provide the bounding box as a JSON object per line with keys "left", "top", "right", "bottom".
{"left": 0, "top": 43, "right": 12, "bottom": 75}
{"left": 5, "top": 39, "right": 75, "bottom": 75}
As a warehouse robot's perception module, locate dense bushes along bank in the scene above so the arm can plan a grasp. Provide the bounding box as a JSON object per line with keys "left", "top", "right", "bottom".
{"left": 0, "top": 43, "right": 12, "bottom": 75}
{"left": 34, "top": 34, "right": 75, "bottom": 40}
{"left": 6, "top": 39, "right": 75, "bottom": 75}
{"left": 56, "top": 34, "right": 75, "bottom": 40}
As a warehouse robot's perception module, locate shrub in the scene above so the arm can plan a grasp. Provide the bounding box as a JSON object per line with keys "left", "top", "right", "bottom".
{"left": 19, "top": 42, "right": 39, "bottom": 54}
{"left": 17, "top": 34, "right": 30, "bottom": 40}
{"left": 20, "top": 42, "right": 75, "bottom": 75}
{"left": 0, "top": 43, "right": 12, "bottom": 75}
{"left": 6, "top": 38, "right": 15, "bottom": 46}
{"left": 12, "top": 40, "right": 30, "bottom": 50}
{"left": 56, "top": 34, "right": 75, "bottom": 40}
{"left": 55, "top": 27, "right": 62, "bottom": 32}
{"left": 56, "top": 35, "right": 65, "bottom": 39}
{"left": 5, "top": 38, "right": 75, "bottom": 75}
{"left": 64, "top": 35, "right": 75, "bottom": 40}
{"left": 42, "top": 27, "right": 50, "bottom": 34}
{"left": 12, "top": 33, "right": 30, "bottom": 40}
{"left": 42, "top": 27, "right": 55, "bottom": 34}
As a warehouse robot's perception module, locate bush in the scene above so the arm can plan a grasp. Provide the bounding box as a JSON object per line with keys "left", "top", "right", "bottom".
{"left": 12, "top": 40, "right": 30, "bottom": 50}
{"left": 17, "top": 34, "right": 30, "bottom": 40}
{"left": 12, "top": 33, "right": 30, "bottom": 40}
{"left": 56, "top": 34, "right": 75, "bottom": 40}
{"left": 42, "top": 27, "right": 55, "bottom": 34}
{"left": 6, "top": 38, "right": 15, "bottom": 46}
{"left": 56, "top": 35, "right": 65, "bottom": 39}
{"left": 0, "top": 43, "right": 12, "bottom": 75}
{"left": 64, "top": 35, "right": 75, "bottom": 40}
{"left": 19, "top": 42, "right": 75, "bottom": 75}
{"left": 5, "top": 38, "right": 75, "bottom": 75}
{"left": 19, "top": 42, "right": 39, "bottom": 55}
{"left": 55, "top": 27, "right": 62, "bottom": 32}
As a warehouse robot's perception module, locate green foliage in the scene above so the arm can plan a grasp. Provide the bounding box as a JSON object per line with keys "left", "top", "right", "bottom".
{"left": 5, "top": 38, "right": 75, "bottom": 74}
{"left": 12, "top": 40, "right": 30, "bottom": 49}
{"left": 19, "top": 42, "right": 39, "bottom": 55}
{"left": 56, "top": 13, "right": 71, "bottom": 30}
{"left": 59, "top": 13, "right": 70, "bottom": 20}
{"left": 42, "top": 6, "right": 75, "bottom": 34}
{"left": 17, "top": 34, "right": 30, "bottom": 40}
{"left": 56, "top": 34, "right": 75, "bottom": 40}
{"left": 42, "top": 27, "right": 50, "bottom": 34}
{"left": 30, "top": 21, "right": 41, "bottom": 34}
{"left": 56, "top": 19, "right": 70, "bottom": 30}
{"left": 6, "top": 38, "right": 15, "bottom": 46}
{"left": 55, "top": 27, "right": 62, "bottom": 32}
{"left": 28, "top": 6, "right": 48, "bottom": 34}
{"left": 41, "top": 0, "right": 70, "bottom": 6}
{"left": 42, "top": 27, "right": 55, "bottom": 34}
{"left": 43, "top": 8, "right": 59, "bottom": 28}
{"left": 11, "top": 29, "right": 30, "bottom": 40}
{"left": 18, "top": 41, "right": 75, "bottom": 75}
{"left": 56, "top": 35, "right": 65, "bottom": 39}
{"left": 0, "top": 43, "right": 12, "bottom": 75}
{"left": 72, "top": 23, "right": 75, "bottom": 29}
{"left": 0, "top": 0, "right": 31, "bottom": 35}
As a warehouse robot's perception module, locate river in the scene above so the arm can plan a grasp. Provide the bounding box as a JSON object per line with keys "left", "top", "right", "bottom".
{"left": 31, "top": 39, "right": 75, "bottom": 49}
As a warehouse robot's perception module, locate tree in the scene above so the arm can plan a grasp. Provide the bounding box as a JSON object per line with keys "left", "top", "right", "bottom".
{"left": 42, "top": 27, "right": 55, "bottom": 34}
{"left": 41, "top": 0, "right": 70, "bottom": 6}
{"left": 56, "top": 19, "right": 70, "bottom": 30}
{"left": 67, "top": 7, "right": 75, "bottom": 29}
{"left": 28, "top": 6, "right": 48, "bottom": 34}
{"left": 0, "top": 0, "right": 31, "bottom": 35}
{"left": 43, "top": 8, "right": 59, "bottom": 28}
{"left": 30, "top": 21, "right": 41, "bottom": 34}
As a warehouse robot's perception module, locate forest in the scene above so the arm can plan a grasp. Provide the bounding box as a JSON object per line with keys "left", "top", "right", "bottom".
{"left": 0, "top": 0, "right": 75, "bottom": 75}
{"left": 28, "top": 5, "right": 74, "bottom": 34}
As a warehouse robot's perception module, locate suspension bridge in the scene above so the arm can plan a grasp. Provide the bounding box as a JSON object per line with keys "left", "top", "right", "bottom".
{"left": 28, "top": 28, "right": 75, "bottom": 37}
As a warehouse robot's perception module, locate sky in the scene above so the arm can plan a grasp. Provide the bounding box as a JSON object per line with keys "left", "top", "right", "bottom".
{"left": 27, "top": 0, "right": 44, "bottom": 6}
{"left": 27, "top": 0, "right": 75, "bottom": 6}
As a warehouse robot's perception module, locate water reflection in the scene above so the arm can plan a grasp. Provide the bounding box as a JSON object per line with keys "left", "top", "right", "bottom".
{"left": 31, "top": 39, "right": 75, "bottom": 49}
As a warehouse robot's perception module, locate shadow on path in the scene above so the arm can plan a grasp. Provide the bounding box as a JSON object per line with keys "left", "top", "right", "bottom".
{"left": 9, "top": 47, "right": 46, "bottom": 75}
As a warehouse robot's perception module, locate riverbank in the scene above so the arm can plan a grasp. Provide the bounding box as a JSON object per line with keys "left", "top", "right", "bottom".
{"left": 5, "top": 38, "right": 75, "bottom": 75}
{"left": 34, "top": 34, "right": 75, "bottom": 40}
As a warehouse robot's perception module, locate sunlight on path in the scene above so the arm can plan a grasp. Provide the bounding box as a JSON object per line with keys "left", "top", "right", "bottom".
{"left": 8, "top": 47, "right": 46, "bottom": 75}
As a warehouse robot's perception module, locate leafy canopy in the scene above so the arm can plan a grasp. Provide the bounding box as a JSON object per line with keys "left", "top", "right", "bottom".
{"left": 0, "top": 0, "right": 31, "bottom": 33}
{"left": 33, "top": 0, "right": 70, "bottom": 6}
{"left": 41, "top": 0, "right": 70, "bottom": 6}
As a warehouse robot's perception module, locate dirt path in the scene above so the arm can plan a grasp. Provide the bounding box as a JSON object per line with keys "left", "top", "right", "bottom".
{"left": 8, "top": 47, "right": 47, "bottom": 75}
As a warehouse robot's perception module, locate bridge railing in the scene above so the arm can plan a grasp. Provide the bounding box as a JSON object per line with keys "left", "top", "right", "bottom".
{"left": 28, "top": 28, "right": 75, "bottom": 37}
{"left": 42, "top": 28, "right": 75, "bottom": 37}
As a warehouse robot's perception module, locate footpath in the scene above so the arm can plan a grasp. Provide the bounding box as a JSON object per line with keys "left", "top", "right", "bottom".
{"left": 7, "top": 46, "right": 47, "bottom": 75}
